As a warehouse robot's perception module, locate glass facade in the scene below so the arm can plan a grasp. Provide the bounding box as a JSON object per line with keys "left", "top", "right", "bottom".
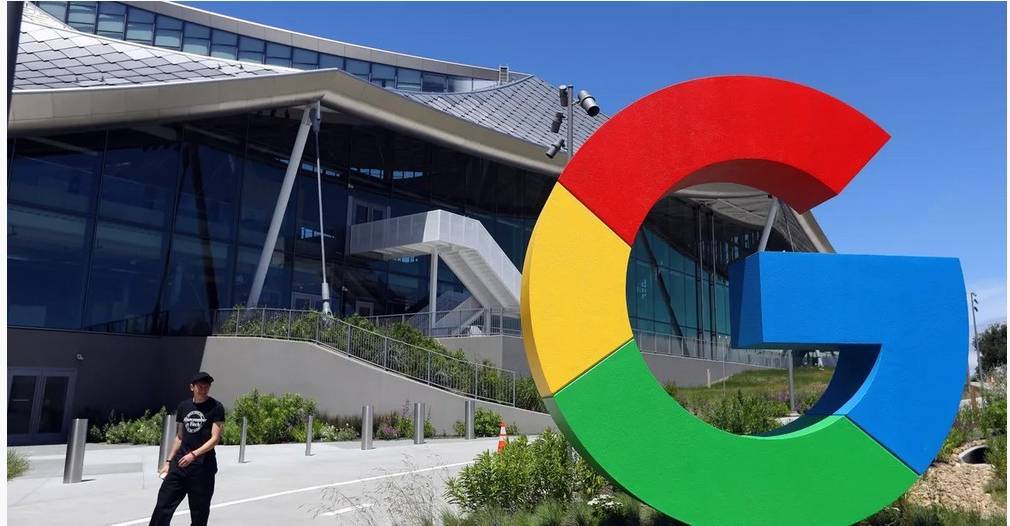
{"left": 34, "top": 1, "right": 497, "bottom": 93}
{"left": 8, "top": 108, "right": 792, "bottom": 337}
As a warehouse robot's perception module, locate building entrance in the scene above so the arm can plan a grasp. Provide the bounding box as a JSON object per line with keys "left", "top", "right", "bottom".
{"left": 7, "top": 368, "right": 77, "bottom": 445}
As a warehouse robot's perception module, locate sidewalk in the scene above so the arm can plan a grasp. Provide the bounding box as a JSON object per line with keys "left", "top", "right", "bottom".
{"left": 8, "top": 437, "right": 498, "bottom": 525}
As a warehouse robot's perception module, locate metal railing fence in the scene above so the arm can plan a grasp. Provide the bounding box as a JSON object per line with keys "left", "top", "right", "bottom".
{"left": 212, "top": 307, "right": 517, "bottom": 406}
{"left": 365, "top": 308, "right": 522, "bottom": 338}
{"left": 632, "top": 328, "right": 786, "bottom": 369}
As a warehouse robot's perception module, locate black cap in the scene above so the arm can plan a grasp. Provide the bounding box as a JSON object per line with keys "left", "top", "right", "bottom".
{"left": 190, "top": 371, "right": 214, "bottom": 384}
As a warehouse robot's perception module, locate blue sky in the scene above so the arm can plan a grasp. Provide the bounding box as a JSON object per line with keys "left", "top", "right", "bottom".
{"left": 195, "top": 1, "right": 1007, "bottom": 326}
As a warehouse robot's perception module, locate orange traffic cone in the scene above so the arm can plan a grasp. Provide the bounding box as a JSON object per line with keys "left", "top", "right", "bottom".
{"left": 496, "top": 420, "right": 508, "bottom": 453}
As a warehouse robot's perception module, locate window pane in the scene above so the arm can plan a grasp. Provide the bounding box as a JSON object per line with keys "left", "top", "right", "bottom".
{"left": 86, "top": 222, "right": 166, "bottom": 326}
{"left": 9, "top": 133, "right": 104, "bottom": 213}
{"left": 100, "top": 2, "right": 126, "bottom": 15}
{"left": 156, "top": 15, "right": 183, "bottom": 30}
{"left": 8, "top": 376, "right": 38, "bottom": 434}
{"left": 266, "top": 42, "right": 291, "bottom": 58}
{"left": 161, "top": 234, "right": 231, "bottom": 333}
{"left": 183, "top": 39, "right": 210, "bottom": 55}
{"left": 319, "top": 54, "right": 343, "bottom": 69}
{"left": 67, "top": 2, "right": 97, "bottom": 25}
{"left": 97, "top": 13, "right": 125, "bottom": 35}
{"left": 391, "top": 133, "right": 428, "bottom": 197}
{"left": 8, "top": 206, "right": 89, "bottom": 329}
{"left": 239, "top": 160, "right": 295, "bottom": 247}
{"left": 38, "top": 376, "right": 70, "bottom": 434}
{"left": 210, "top": 45, "right": 237, "bottom": 60}
{"left": 447, "top": 76, "right": 472, "bottom": 92}
{"left": 264, "top": 56, "right": 291, "bottom": 67}
{"left": 125, "top": 22, "right": 153, "bottom": 43}
{"left": 184, "top": 22, "right": 210, "bottom": 38}
{"left": 238, "top": 51, "right": 264, "bottom": 63}
{"left": 211, "top": 29, "right": 237, "bottom": 45}
{"left": 175, "top": 141, "right": 240, "bottom": 241}
{"left": 345, "top": 58, "right": 369, "bottom": 79}
{"left": 232, "top": 245, "right": 290, "bottom": 308}
{"left": 154, "top": 29, "right": 182, "bottom": 49}
{"left": 422, "top": 72, "right": 446, "bottom": 92}
{"left": 38, "top": 2, "right": 68, "bottom": 21}
{"left": 292, "top": 48, "right": 318, "bottom": 67}
{"left": 396, "top": 68, "right": 421, "bottom": 91}
{"left": 68, "top": 22, "right": 96, "bottom": 33}
{"left": 99, "top": 127, "right": 181, "bottom": 228}
{"left": 126, "top": 6, "right": 155, "bottom": 24}
{"left": 349, "top": 127, "right": 386, "bottom": 185}
{"left": 370, "top": 64, "right": 394, "bottom": 79}
{"left": 239, "top": 36, "right": 265, "bottom": 52}
{"left": 472, "top": 79, "right": 496, "bottom": 90}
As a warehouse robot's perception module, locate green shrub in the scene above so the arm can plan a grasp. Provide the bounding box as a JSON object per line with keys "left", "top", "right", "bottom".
{"left": 445, "top": 428, "right": 606, "bottom": 513}
{"left": 222, "top": 390, "right": 315, "bottom": 445}
{"left": 88, "top": 424, "right": 105, "bottom": 443}
{"left": 938, "top": 406, "right": 981, "bottom": 460}
{"left": 474, "top": 407, "right": 504, "bottom": 437}
{"left": 7, "top": 450, "right": 29, "bottom": 480}
{"left": 377, "top": 423, "right": 400, "bottom": 440}
{"left": 454, "top": 420, "right": 466, "bottom": 437}
{"left": 516, "top": 376, "right": 547, "bottom": 413}
{"left": 985, "top": 434, "right": 1006, "bottom": 498}
{"left": 859, "top": 498, "right": 1006, "bottom": 525}
{"left": 697, "top": 391, "right": 787, "bottom": 435}
{"left": 103, "top": 408, "right": 168, "bottom": 445}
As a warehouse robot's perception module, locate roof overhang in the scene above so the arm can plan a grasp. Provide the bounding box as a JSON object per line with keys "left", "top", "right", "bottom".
{"left": 8, "top": 70, "right": 834, "bottom": 253}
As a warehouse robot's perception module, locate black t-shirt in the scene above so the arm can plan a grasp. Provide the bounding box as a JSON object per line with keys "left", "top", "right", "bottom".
{"left": 175, "top": 397, "right": 225, "bottom": 460}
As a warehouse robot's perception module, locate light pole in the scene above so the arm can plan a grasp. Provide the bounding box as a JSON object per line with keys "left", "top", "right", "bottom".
{"left": 545, "top": 84, "right": 600, "bottom": 159}
{"left": 968, "top": 291, "right": 980, "bottom": 409}
{"left": 310, "top": 101, "right": 332, "bottom": 316}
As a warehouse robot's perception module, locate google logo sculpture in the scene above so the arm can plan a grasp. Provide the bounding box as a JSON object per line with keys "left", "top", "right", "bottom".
{"left": 520, "top": 76, "right": 967, "bottom": 525}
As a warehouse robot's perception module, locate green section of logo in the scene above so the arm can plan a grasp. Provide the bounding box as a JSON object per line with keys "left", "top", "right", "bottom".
{"left": 545, "top": 340, "right": 917, "bottom": 525}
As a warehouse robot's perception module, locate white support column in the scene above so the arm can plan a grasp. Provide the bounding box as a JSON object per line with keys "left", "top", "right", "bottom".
{"left": 429, "top": 249, "right": 439, "bottom": 332}
{"left": 757, "top": 196, "right": 780, "bottom": 252}
{"left": 247, "top": 106, "right": 314, "bottom": 308}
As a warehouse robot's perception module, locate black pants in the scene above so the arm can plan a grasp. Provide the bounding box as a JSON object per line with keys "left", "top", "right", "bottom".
{"left": 149, "top": 458, "right": 216, "bottom": 526}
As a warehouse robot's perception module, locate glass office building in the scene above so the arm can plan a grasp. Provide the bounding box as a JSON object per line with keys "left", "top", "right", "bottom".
{"left": 9, "top": 1, "right": 829, "bottom": 443}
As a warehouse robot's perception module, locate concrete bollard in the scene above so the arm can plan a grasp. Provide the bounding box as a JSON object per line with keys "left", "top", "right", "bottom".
{"left": 464, "top": 399, "right": 475, "bottom": 440}
{"left": 413, "top": 402, "right": 425, "bottom": 444}
{"left": 158, "top": 414, "right": 176, "bottom": 471}
{"left": 238, "top": 417, "right": 248, "bottom": 463}
{"left": 305, "top": 415, "right": 314, "bottom": 456}
{"left": 361, "top": 405, "right": 374, "bottom": 450}
{"left": 63, "top": 418, "right": 87, "bottom": 484}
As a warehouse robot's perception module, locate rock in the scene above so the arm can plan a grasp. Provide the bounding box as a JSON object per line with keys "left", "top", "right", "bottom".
{"left": 905, "top": 440, "right": 1006, "bottom": 517}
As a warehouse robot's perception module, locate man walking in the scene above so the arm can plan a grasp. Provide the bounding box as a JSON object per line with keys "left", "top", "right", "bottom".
{"left": 150, "top": 372, "right": 225, "bottom": 526}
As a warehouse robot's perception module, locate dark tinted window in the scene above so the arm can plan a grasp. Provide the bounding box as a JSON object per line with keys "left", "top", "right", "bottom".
{"left": 99, "top": 127, "right": 181, "bottom": 229}
{"left": 9, "top": 134, "right": 104, "bottom": 213}
{"left": 8, "top": 206, "right": 90, "bottom": 329}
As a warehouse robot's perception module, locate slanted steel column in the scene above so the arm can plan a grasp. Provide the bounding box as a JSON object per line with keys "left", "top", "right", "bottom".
{"left": 429, "top": 249, "right": 439, "bottom": 332}
{"left": 247, "top": 106, "right": 314, "bottom": 308}
{"left": 757, "top": 196, "right": 780, "bottom": 252}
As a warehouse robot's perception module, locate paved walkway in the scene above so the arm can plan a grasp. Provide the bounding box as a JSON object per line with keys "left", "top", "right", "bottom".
{"left": 8, "top": 437, "right": 500, "bottom": 525}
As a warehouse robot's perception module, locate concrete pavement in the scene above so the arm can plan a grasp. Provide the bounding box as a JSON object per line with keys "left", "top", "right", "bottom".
{"left": 8, "top": 437, "right": 502, "bottom": 525}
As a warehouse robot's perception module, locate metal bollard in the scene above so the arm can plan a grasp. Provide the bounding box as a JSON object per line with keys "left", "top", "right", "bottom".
{"left": 158, "top": 414, "right": 176, "bottom": 471}
{"left": 238, "top": 417, "right": 248, "bottom": 463}
{"left": 63, "top": 418, "right": 87, "bottom": 484}
{"left": 464, "top": 399, "right": 475, "bottom": 440}
{"left": 305, "top": 415, "right": 314, "bottom": 456}
{"left": 360, "top": 405, "right": 374, "bottom": 450}
{"left": 413, "top": 402, "right": 425, "bottom": 444}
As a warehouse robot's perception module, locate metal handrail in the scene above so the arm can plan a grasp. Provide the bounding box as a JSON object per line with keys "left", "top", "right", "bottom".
{"left": 365, "top": 308, "right": 521, "bottom": 337}
{"left": 367, "top": 309, "right": 786, "bottom": 369}
{"left": 632, "top": 328, "right": 786, "bottom": 369}
{"left": 211, "top": 307, "right": 517, "bottom": 406}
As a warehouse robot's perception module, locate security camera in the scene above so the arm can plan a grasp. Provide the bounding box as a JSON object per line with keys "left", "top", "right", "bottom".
{"left": 558, "top": 85, "right": 570, "bottom": 107}
{"left": 545, "top": 137, "right": 566, "bottom": 159}
{"left": 577, "top": 90, "right": 600, "bottom": 117}
{"left": 550, "top": 112, "right": 564, "bottom": 133}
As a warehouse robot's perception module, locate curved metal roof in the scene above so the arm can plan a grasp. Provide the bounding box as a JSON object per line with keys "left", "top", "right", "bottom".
{"left": 11, "top": 2, "right": 832, "bottom": 253}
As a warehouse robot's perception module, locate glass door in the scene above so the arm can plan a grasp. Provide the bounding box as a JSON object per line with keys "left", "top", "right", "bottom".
{"left": 7, "top": 368, "right": 77, "bottom": 445}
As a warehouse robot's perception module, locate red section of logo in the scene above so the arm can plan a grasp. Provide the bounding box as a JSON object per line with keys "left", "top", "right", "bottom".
{"left": 558, "top": 76, "right": 890, "bottom": 245}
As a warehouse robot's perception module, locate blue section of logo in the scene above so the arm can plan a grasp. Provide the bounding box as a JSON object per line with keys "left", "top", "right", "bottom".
{"left": 729, "top": 252, "right": 967, "bottom": 474}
